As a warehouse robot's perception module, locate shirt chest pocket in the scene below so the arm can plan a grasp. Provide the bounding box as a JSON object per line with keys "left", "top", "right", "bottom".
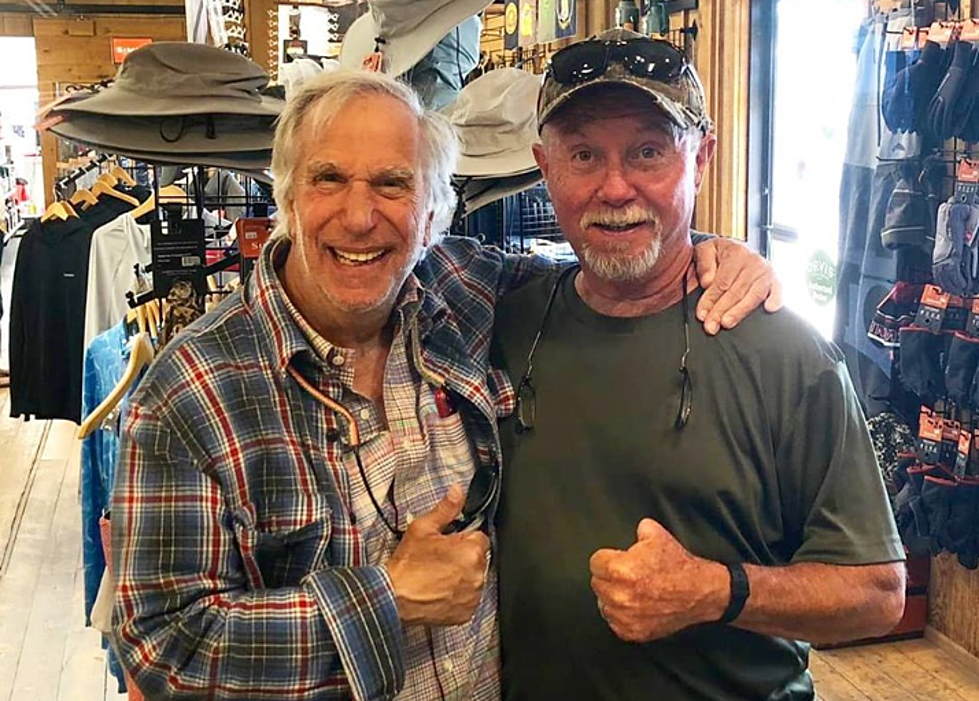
{"left": 234, "top": 494, "right": 333, "bottom": 590}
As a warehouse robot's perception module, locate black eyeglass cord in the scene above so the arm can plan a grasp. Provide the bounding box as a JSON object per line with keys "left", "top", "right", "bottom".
{"left": 674, "top": 271, "right": 693, "bottom": 431}
{"left": 353, "top": 446, "right": 403, "bottom": 538}
{"left": 515, "top": 265, "right": 694, "bottom": 434}
{"left": 515, "top": 265, "right": 579, "bottom": 433}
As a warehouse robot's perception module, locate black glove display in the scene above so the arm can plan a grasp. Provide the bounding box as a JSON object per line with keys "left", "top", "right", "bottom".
{"left": 933, "top": 202, "right": 971, "bottom": 295}
{"left": 899, "top": 326, "right": 947, "bottom": 401}
{"left": 883, "top": 40, "right": 947, "bottom": 136}
{"left": 929, "top": 40, "right": 977, "bottom": 140}
{"left": 945, "top": 332, "right": 979, "bottom": 404}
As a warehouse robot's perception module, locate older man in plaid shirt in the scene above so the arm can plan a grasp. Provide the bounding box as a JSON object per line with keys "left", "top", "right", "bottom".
{"left": 110, "top": 70, "right": 777, "bottom": 700}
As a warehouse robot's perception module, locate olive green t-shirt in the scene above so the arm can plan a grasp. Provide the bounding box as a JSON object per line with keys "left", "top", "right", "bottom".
{"left": 492, "top": 269, "right": 904, "bottom": 701}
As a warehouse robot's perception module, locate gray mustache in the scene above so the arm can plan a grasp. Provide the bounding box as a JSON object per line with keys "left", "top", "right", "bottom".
{"left": 580, "top": 206, "right": 660, "bottom": 230}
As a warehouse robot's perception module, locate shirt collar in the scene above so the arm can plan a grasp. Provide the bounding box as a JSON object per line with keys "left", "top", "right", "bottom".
{"left": 247, "top": 237, "right": 431, "bottom": 375}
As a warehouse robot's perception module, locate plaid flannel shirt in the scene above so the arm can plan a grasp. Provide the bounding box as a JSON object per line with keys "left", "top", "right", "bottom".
{"left": 111, "top": 236, "right": 555, "bottom": 701}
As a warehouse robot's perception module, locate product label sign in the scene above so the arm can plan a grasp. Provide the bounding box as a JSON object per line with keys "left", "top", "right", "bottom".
{"left": 150, "top": 218, "right": 206, "bottom": 298}
{"left": 112, "top": 37, "right": 152, "bottom": 65}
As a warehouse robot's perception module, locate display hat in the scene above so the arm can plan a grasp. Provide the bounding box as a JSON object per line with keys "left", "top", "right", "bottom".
{"left": 53, "top": 42, "right": 284, "bottom": 118}
{"left": 340, "top": 0, "right": 493, "bottom": 77}
{"left": 49, "top": 111, "right": 276, "bottom": 155}
{"left": 458, "top": 169, "right": 543, "bottom": 214}
{"left": 538, "top": 28, "right": 711, "bottom": 132}
{"left": 442, "top": 68, "right": 541, "bottom": 178}
{"left": 46, "top": 120, "right": 273, "bottom": 179}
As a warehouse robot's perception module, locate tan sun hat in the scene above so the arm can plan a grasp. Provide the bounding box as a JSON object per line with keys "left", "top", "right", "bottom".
{"left": 441, "top": 68, "right": 541, "bottom": 178}
{"left": 53, "top": 42, "right": 284, "bottom": 118}
{"left": 340, "top": 0, "right": 493, "bottom": 77}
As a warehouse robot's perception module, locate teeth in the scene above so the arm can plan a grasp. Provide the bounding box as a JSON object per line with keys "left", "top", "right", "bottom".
{"left": 599, "top": 222, "right": 642, "bottom": 230}
{"left": 334, "top": 249, "right": 385, "bottom": 264}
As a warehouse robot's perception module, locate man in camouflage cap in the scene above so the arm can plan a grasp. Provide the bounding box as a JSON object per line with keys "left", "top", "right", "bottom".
{"left": 493, "top": 28, "right": 907, "bottom": 701}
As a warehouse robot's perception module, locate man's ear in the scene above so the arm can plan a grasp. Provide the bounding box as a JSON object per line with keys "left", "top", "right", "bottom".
{"left": 532, "top": 141, "right": 550, "bottom": 180}
{"left": 693, "top": 132, "right": 717, "bottom": 194}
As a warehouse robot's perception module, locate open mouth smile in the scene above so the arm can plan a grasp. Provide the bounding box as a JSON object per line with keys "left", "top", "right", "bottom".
{"left": 330, "top": 247, "right": 388, "bottom": 266}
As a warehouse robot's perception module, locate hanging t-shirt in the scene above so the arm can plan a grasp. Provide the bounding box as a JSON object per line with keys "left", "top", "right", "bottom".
{"left": 83, "top": 213, "right": 152, "bottom": 353}
{"left": 80, "top": 319, "right": 130, "bottom": 621}
{"left": 81, "top": 319, "right": 139, "bottom": 693}
{"left": 9, "top": 217, "right": 95, "bottom": 421}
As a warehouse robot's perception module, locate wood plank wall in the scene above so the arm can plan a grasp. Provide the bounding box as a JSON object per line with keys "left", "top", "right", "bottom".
{"left": 33, "top": 14, "right": 186, "bottom": 202}
{"left": 930, "top": 554, "right": 979, "bottom": 658}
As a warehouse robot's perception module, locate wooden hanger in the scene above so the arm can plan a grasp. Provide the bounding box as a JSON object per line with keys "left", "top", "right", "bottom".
{"left": 97, "top": 172, "right": 118, "bottom": 187}
{"left": 92, "top": 180, "right": 140, "bottom": 207}
{"left": 159, "top": 184, "right": 187, "bottom": 202}
{"left": 111, "top": 165, "right": 136, "bottom": 187}
{"left": 77, "top": 332, "right": 155, "bottom": 438}
{"left": 128, "top": 192, "right": 156, "bottom": 221}
{"left": 70, "top": 188, "right": 98, "bottom": 208}
{"left": 40, "top": 200, "right": 78, "bottom": 223}
{"left": 144, "top": 300, "right": 161, "bottom": 341}
{"left": 875, "top": 0, "right": 906, "bottom": 12}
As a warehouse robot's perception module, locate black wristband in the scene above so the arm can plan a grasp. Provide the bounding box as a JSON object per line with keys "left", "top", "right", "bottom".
{"left": 719, "top": 562, "right": 750, "bottom": 625}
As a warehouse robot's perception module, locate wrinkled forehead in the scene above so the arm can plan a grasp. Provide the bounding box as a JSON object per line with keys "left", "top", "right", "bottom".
{"left": 295, "top": 91, "right": 425, "bottom": 171}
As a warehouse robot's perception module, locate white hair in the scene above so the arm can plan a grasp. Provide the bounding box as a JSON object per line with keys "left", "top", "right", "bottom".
{"left": 270, "top": 69, "right": 459, "bottom": 244}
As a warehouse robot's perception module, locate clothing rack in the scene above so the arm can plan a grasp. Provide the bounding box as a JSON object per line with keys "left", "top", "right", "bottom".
{"left": 120, "top": 163, "right": 273, "bottom": 309}
{"left": 53, "top": 153, "right": 112, "bottom": 201}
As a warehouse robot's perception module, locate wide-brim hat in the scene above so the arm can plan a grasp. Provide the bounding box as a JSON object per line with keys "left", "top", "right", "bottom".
{"left": 48, "top": 124, "right": 272, "bottom": 179}
{"left": 55, "top": 42, "right": 283, "bottom": 118}
{"left": 538, "top": 28, "right": 711, "bottom": 132}
{"left": 340, "top": 0, "right": 493, "bottom": 77}
{"left": 442, "top": 68, "right": 540, "bottom": 178}
{"left": 49, "top": 112, "right": 276, "bottom": 154}
{"left": 460, "top": 169, "right": 542, "bottom": 214}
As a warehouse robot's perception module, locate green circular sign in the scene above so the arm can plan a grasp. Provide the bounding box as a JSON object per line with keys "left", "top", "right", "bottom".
{"left": 806, "top": 250, "right": 837, "bottom": 306}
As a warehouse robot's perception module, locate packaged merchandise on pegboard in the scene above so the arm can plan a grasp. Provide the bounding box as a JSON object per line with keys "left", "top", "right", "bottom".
{"left": 874, "top": 159, "right": 979, "bottom": 570}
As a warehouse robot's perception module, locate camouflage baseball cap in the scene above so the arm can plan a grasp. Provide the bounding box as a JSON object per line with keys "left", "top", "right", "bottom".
{"left": 537, "top": 28, "right": 712, "bottom": 133}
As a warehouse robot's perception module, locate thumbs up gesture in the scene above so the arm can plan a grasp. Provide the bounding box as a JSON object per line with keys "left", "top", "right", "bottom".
{"left": 589, "top": 519, "right": 728, "bottom": 643}
{"left": 386, "top": 484, "right": 491, "bottom": 626}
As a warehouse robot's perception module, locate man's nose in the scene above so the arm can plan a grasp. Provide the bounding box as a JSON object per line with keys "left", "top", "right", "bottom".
{"left": 597, "top": 163, "right": 638, "bottom": 207}
{"left": 340, "top": 181, "right": 377, "bottom": 234}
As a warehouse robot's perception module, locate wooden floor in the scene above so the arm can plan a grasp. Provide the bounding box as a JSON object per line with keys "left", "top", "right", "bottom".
{"left": 1, "top": 389, "right": 979, "bottom": 701}
{"left": 0, "top": 390, "right": 126, "bottom": 701}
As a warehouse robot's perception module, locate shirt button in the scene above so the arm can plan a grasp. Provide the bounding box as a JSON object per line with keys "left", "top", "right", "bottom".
{"left": 359, "top": 408, "right": 371, "bottom": 420}
{"left": 405, "top": 511, "right": 415, "bottom": 524}
{"left": 401, "top": 436, "right": 412, "bottom": 449}
{"left": 331, "top": 353, "right": 345, "bottom": 366}
{"left": 442, "top": 659, "right": 454, "bottom": 673}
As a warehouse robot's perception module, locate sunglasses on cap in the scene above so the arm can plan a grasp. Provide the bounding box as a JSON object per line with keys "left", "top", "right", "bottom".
{"left": 547, "top": 38, "right": 689, "bottom": 86}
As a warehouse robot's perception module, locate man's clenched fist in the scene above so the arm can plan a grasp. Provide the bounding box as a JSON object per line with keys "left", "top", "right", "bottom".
{"left": 590, "top": 518, "right": 729, "bottom": 643}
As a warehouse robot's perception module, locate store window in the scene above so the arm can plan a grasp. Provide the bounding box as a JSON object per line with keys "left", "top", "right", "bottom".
{"left": 753, "top": 0, "right": 866, "bottom": 338}
{"left": 0, "top": 36, "right": 39, "bottom": 374}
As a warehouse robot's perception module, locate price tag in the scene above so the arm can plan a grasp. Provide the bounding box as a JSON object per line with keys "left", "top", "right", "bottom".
{"left": 915, "top": 284, "right": 951, "bottom": 332}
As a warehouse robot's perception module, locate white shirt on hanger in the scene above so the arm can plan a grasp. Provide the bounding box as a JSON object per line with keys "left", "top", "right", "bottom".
{"left": 83, "top": 212, "right": 152, "bottom": 354}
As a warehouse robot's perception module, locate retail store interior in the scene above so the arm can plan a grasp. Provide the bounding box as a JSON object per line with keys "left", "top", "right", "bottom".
{"left": 3, "top": 0, "right": 979, "bottom": 700}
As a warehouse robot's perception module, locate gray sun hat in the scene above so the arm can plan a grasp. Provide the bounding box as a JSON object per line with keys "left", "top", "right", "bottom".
{"left": 49, "top": 112, "right": 276, "bottom": 154}
{"left": 53, "top": 42, "right": 284, "bottom": 118}
{"left": 340, "top": 0, "right": 493, "bottom": 77}
{"left": 441, "top": 67, "right": 541, "bottom": 178}
{"left": 460, "top": 169, "right": 543, "bottom": 214}
{"left": 537, "top": 28, "right": 712, "bottom": 132}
